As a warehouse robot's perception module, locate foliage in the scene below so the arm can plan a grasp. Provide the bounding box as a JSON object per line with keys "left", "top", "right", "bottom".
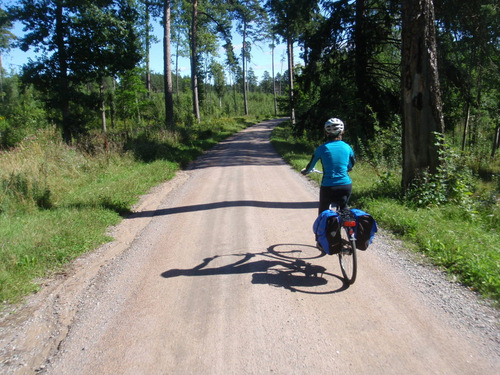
{"left": 11, "top": 0, "right": 142, "bottom": 141}
{"left": 282, "top": 0, "right": 498, "bottom": 179}
{"left": 288, "top": 0, "right": 401, "bottom": 146}
{"left": 0, "top": 76, "right": 48, "bottom": 148}
{"left": 405, "top": 133, "right": 476, "bottom": 208}
{"left": 435, "top": 0, "right": 499, "bottom": 154}
{"left": 1, "top": 0, "right": 498, "bottom": 304}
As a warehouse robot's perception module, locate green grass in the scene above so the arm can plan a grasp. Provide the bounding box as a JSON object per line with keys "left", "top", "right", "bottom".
{"left": 271, "top": 121, "right": 500, "bottom": 305}
{"left": 0, "top": 116, "right": 259, "bottom": 304}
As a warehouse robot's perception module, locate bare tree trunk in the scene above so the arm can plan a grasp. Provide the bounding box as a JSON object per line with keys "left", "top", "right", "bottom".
{"left": 175, "top": 33, "right": 179, "bottom": 103}
{"left": 110, "top": 78, "right": 116, "bottom": 129}
{"left": 0, "top": 51, "right": 4, "bottom": 103}
{"left": 232, "top": 74, "right": 237, "bottom": 114}
{"left": 492, "top": 124, "right": 500, "bottom": 157}
{"left": 164, "top": 0, "right": 174, "bottom": 128}
{"left": 99, "top": 82, "right": 108, "bottom": 155}
{"left": 191, "top": 0, "right": 200, "bottom": 123}
{"left": 461, "top": 102, "right": 470, "bottom": 151}
{"left": 145, "top": 2, "right": 151, "bottom": 96}
{"left": 401, "top": 0, "right": 444, "bottom": 190}
{"left": 355, "top": 0, "right": 370, "bottom": 136}
{"left": 287, "top": 35, "right": 295, "bottom": 125}
{"left": 242, "top": 22, "right": 249, "bottom": 116}
{"left": 271, "top": 39, "right": 277, "bottom": 116}
{"left": 55, "top": 3, "right": 72, "bottom": 143}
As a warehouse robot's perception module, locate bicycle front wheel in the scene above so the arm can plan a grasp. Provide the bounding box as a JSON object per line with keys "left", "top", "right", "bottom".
{"left": 338, "top": 227, "right": 357, "bottom": 284}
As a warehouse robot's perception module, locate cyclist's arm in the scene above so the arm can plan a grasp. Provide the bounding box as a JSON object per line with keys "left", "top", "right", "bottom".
{"left": 348, "top": 149, "right": 356, "bottom": 172}
{"left": 302, "top": 152, "right": 320, "bottom": 174}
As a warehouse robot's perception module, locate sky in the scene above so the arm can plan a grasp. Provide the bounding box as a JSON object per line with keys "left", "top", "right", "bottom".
{"left": 3, "top": 17, "right": 298, "bottom": 83}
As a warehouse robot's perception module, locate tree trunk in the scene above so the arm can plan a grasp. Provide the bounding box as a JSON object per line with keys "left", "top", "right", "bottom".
{"left": 175, "top": 32, "right": 180, "bottom": 103}
{"left": 232, "top": 74, "right": 238, "bottom": 114}
{"left": 164, "top": 0, "right": 174, "bottom": 128}
{"left": 55, "top": 3, "right": 72, "bottom": 143}
{"left": 242, "top": 22, "right": 249, "bottom": 116}
{"left": 99, "top": 82, "right": 108, "bottom": 155}
{"left": 461, "top": 101, "right": 470, "bottom": 151}
{"left": 401, "top": 0, "right": 445, "bottom": 190}
{"left": 145, "top": 2, "right": 151, "bottom": 97}
{"left": 355, "top": 0, "right": 370, "bottom": 136}
{"left": 492, "top": 124, "right": 500, "bottom": 157}
{"left": 271, "top": 40, "right": 277, "bottom": 116}
{"left": 0, "top": 51, "right": 3, "bottom": 103}
{"left": 191, "top": 0, "right": 200, "bottom": 123}
{"left": 287, "top": 35, "right": 295, "bottom": 125}
{"left": 110, "top": 78, "right": 116, "bottom": 129}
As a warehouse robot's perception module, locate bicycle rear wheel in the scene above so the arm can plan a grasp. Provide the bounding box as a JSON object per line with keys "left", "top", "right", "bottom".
{"left": 338, "top": 226, "right": 357, "bottom": 284}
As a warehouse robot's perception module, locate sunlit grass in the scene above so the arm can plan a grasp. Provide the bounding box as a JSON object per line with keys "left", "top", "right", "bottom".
{"left": 0, "top": 117, "right": 258, "bottom": 304}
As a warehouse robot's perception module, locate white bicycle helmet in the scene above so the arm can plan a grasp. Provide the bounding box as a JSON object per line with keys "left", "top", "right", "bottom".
{"left": 324, "top": 118, "right": 344, "bottom": 136}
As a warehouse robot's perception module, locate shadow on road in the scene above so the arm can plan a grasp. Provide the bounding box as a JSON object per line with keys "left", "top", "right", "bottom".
{"left": 129, "top": 200, "right": 318, "bottom": 219}
{"left": 160, "top": 245, "right": 349, "bottom": 294}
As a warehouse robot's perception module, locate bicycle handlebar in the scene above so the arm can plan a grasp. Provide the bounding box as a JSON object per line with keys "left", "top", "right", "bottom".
{"left": 301, "top": 168, "right": 323, "bottom": 174}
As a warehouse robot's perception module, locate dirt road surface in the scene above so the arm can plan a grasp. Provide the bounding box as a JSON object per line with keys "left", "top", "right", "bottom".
{"left": 1, "top": 119, "right": 499, "bottom": 374}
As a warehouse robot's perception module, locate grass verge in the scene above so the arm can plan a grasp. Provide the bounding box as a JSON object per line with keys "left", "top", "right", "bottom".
{"left": 271, "top": 121, "right": 500, "bottom": 305}
{"left": 0, "top": 116, "right": 258, "bottom": 305}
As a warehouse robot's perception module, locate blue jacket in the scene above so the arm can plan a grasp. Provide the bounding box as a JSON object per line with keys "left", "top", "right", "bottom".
{"left": 305, "top": 140, "right": 355, "bottom": 186}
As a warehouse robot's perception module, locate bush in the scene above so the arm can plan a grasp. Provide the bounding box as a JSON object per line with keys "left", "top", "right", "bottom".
{"left": 406, "top": 134, "right": 476, "bottom": 208}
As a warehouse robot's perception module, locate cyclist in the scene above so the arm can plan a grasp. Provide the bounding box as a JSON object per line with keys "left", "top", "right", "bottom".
{"left": 302, "top": 118, "right": 356, "bottom": 215}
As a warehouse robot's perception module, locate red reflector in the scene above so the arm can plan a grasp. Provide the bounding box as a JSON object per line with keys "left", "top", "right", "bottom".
{"left": 343, "top": 220, "right": 356, "bottom": 227}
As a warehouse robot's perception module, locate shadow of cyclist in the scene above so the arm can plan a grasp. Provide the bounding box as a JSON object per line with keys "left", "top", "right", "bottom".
{"left": 160, "top": 246, "right": 349, "bottom": 294}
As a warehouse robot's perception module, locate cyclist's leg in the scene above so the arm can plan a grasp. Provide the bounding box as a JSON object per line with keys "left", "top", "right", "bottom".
{"left": 318, "top": 186, "right": 332, "bottom": 215}
{"left": 335, "top": 184, "right": 352, "bottom": 210}
{"left": 319, "top": 184, "right": 352, "bottom": 214}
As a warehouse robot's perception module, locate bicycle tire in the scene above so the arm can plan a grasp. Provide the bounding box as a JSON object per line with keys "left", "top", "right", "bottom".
{"left": 338, "top": 226, "right": 357, "bottom": 284}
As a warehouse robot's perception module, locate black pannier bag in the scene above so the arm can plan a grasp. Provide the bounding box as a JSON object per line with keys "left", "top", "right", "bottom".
{"left": 313, "top": 210, "right": 341, "bottom": 255}
{"left": 350, "top": 208, "right": 377, "bottom": 250}
{"left": 326, "top": 215, "right": 342, "bottom": 254}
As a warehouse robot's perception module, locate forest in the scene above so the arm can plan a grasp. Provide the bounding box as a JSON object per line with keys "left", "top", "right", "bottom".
{"left": 0, "top": 1, "right": 498, "bottom": 303}
{"left": 0, "top": 1, "right": 497, "bottom": 185}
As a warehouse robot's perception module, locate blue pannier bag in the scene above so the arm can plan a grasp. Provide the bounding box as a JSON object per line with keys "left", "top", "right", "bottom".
{"left": 350, "top": 208, "right": 377, "bottom": 250}
{"left": 313, "top": 210, "right": 341, "bottom": 255}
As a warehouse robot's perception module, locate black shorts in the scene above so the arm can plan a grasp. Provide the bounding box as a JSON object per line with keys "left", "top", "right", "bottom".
{"left": 318, "top": 184, "right": 352, "bottom": 214}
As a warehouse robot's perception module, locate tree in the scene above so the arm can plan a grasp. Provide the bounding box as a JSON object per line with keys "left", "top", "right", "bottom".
{"left": 182, "top": 0, "right": 233, "bottom": 122}
{"left": 266, "top": 0, "right": 319, "bottom": 124}
{"left": 270, "top": 36, "right": 277, "bottom": 116}
{"left": 0, "top": 4, "right": 15, "bottom": 103}
{"left": 163, "top": 0, "right": 174, "bottom": 128}
{"left": 245, "top": 67, "right": 257, "bottom": 93}
{"left": 73, "top": 1, "right": 142, "bottom": 146}
{"left": 12, "top": 0, "right": 142, "bottom": 143}
{"left": 190, "top": 0, "right": 201, "bottom": 122}
{"left": 401, "top": 0, "right": 445, "bottom": 189}
{"left": 435, "top": 0, "right": 499, "bottom": 154}
{"left": 259, "top": 70, "right": 273, "bottom": 94}
{"left": 231, "top": 0, "right": 267, "bottom": 116}
{"left": 142, "top": 1, "right": 162, "bottom": 97}
{"left": 210, "top": 60, "right": 225, "bottom": 108}
{"left": 289, "top": 1, "right": 400, "bottom": 141}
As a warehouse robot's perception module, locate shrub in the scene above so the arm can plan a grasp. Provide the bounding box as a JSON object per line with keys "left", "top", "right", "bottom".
{"left": 405, "top": 134, "right": 476, "bottom": 208}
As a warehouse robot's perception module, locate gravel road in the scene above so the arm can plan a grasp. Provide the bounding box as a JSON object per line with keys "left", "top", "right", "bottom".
{"left": 1, "top": 118, "right": 499, "bottom": 374}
